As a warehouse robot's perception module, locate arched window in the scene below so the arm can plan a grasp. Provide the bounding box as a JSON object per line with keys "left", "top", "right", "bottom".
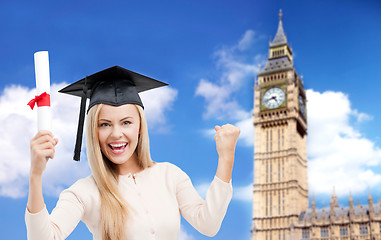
{"left": 266, "top": 193, "right": 268, "bottom": 215}
{"left": 282, "top": 129, "right": 284, "bottom": 149}
{"left": 359, "top": 224, "right": 368, "bottom": 235}
{"left": 270, "top": 194, "right": 272, "bottom": 216}
{"left": 282, "top": 190, "right": 285, "bottom": 213}
{"left": 321, "top": 228, "right": 329, "bottom": 238}
{"left": 266, "top": 161, "right": 269, "bottom": 183}
{"left": 302, "top": 229, "right": 310, "bottom": 239}
{"left": 266, "top": 130, "right": 269, "bottom": 152}
{"left": 270, "top": 130, "right": 273, "bottom": 152}
{"left": 339, "top": 226, "right": 348, "bottom": 236}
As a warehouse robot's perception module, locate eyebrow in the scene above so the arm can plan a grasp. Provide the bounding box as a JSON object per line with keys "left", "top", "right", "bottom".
{"left": 98, "top": 117, "right": 133, "bottom": 123}
{"left": 98, "top": 119, "right": 111, "bottom": 123}
{"left": 120, "top": 117, "right": 133, "bottom": 122}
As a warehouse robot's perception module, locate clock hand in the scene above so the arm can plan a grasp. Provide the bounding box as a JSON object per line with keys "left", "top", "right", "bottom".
{"left": 264, "top": 97, "right": 272, "bottom": 103}
{"left": 265, "top": 96, "right": 276, "bottom": 103}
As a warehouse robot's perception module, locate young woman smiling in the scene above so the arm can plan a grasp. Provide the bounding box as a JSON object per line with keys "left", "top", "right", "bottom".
{"left": 25, "top": 66, "right": 240, "bottom": 240}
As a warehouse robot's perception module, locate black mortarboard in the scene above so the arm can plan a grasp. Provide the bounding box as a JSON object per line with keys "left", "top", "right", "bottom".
{"left": 59, "top": 65, "right": 168, "bottom": 161}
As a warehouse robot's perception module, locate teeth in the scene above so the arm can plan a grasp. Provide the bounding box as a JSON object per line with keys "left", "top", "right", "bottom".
{"left": 110, "top": 143, "right": 126, "bottom": 147}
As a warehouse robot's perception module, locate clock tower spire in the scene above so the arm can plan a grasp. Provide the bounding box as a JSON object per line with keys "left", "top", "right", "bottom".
{"left": 252, "top": 10, "right": 308, "bottom": 240}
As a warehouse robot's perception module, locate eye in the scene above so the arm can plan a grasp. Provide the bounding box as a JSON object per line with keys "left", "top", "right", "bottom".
{"left": 99, "top": 122, "right": 110, "bottom": 127}
{"left": 122, "top": 121, "right": 131, "bottom": 126}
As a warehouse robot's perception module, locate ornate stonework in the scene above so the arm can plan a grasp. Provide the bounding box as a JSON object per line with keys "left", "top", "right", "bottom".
{"left": 252, "top": 10, "right": 381, "bottom": 240}
{"left": 252, "top": 9, "right": 308, "bottom": 240}
{"left": 296, "top": 192, "right": 381, "bottom": 240}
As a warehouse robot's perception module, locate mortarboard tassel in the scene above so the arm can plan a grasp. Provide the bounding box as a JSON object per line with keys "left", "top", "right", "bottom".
{"left": 73, "top": 77, "right": 88, "bottom": 161}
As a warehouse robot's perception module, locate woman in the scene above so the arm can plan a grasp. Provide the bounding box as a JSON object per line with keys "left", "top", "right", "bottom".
{"left": 26, "top": 66, "right": 240, "bottom": 240}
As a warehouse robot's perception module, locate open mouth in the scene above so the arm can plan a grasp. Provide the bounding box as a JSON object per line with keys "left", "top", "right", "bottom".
{"left": 108, "top": 143, "right": 128, "bottom": 154}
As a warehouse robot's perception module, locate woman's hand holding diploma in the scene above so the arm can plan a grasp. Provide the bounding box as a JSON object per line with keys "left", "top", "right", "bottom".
{"left": 27, "top": 131, "right": 58, "bottom": 214}
{"left": 30, "top": 131, "right": 59, "bottom": 176}
{"left": 214, "top": 124, "right": 240, "bottom": 183}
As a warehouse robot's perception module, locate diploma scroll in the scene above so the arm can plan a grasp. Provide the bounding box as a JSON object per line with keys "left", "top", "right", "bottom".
{"left": 34, "top": 51, "right": 52, "bottom": 131}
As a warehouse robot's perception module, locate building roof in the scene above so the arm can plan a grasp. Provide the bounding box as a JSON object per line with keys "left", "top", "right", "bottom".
{"left": 298, "top": 201, "right": 381, "bottom": 224}
{"left": 258, "top": 56, "right": 293, "bottom": 75}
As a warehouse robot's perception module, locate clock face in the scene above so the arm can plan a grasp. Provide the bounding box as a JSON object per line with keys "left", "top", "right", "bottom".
{"left": 262, "top": 87, "right": 285, "bottom": 109}
{"left": 299, "top": 95, "right": 306, "bottom": 115}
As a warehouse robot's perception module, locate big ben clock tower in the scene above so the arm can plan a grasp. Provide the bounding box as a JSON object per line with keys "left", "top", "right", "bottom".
{"left": 252, "top": 10, "right": 308, "bottom": 240}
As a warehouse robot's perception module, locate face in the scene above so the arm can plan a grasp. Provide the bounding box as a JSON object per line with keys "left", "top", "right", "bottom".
{"left": 97, "top": 104, "right": 140, "bottom": 172}
{"left": 262, "top": 87, "right": 285, "bottom": 109}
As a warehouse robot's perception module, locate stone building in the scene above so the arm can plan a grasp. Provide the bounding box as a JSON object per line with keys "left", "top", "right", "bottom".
{"left": 252, "top": 10, "right": 381, "bottom": 240}
{"left": 296, "top": 191, "right": 381, "bottom": 240}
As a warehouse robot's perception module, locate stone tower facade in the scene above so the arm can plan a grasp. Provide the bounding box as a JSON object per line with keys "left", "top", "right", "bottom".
{"left": 252, "top": 10, "right": 308, "bottom": 240}
{"left": 252, "top": 10, "right": 381, "bottom": 240}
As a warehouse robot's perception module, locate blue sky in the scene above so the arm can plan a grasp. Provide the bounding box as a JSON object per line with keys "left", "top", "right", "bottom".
{"left": 1, "top": 0, "right": 381, "bottom": 239}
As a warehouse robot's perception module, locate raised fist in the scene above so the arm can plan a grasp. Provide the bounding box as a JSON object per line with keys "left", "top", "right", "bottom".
{"left": 214, "top": 124, "right": 240, "bottom": 164}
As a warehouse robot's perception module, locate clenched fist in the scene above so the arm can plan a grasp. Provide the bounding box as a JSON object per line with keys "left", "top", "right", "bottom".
{"left": 214, "top": 124, "right": 240, "bottom": 182}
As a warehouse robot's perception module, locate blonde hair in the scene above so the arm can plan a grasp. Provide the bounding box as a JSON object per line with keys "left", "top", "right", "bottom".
{"left": 85, "top": 104, "right": 154, "bottom": 240}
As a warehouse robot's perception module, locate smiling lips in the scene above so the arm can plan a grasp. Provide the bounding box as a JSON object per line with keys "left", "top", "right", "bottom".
{"left": 108, "top": 142, "right": 128, "bottom": 154}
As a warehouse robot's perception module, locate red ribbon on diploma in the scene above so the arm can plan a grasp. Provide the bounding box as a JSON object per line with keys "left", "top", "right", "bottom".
{"left": 27, "top": 92, "right": 51, "bottom": 110}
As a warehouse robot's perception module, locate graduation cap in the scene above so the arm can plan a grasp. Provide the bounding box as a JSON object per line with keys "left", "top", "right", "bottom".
{"left": 59, "top": 65, "right": 168, "bottom": 161}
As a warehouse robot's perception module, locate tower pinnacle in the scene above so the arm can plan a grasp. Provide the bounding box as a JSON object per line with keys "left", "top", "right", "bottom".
{"left": 258, "top": 10, "right": 293, "bottom": 76}
{"left": 270, "top": 9, "right": 288, "bottom": 47}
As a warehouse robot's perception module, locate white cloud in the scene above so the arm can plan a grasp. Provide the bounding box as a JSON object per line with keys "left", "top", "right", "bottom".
{"left": 140, "top": 86, "right": 178, "bottom": 131}
{"left": 0, "top": 83, "right": 88, "bottom": 198}
{"left": 0, "top": 83, "right": 177, "bottom": 198}
{"left": 200, "top": 112, "right": 254, "bottom": 148}
{"left": 307, "top": 89, "right": 381, "bottom": 196}
{"left": 195, "top": 30, "right": 259, "bottom": 147}
{"left": 195, "top": 29, "right": 262, "bottom": 121}
{"left": 237, "top": 30, "right": 257, "bottom": 51}
{"left": 352, "top": 109, "right": 373, "bottom": 123}
{"left": 195, "top": 78, "right": 248, "bottom": 121}
{"left": 235, "top": 112, "right": 254, "bottom": 146}
{"left": 233, "top": 184, "right": 253, "bottom": 202}
{"left": 195, "top": 181, "right": 252, "bottom": 202}
{"left": 179, "top": 225, "right": 195, "bottom": 240}
{"left": 195, "top": 182, "right": 209, "bottom": 199}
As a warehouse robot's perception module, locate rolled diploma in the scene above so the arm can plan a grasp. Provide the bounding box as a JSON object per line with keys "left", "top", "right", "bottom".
{"left": 34, "top": 51, "right": 51, "bottom": 131}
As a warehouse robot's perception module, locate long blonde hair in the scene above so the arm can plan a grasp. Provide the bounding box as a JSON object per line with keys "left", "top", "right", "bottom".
{"left": 85, "top": 103, "right": 154, "bottom": 240}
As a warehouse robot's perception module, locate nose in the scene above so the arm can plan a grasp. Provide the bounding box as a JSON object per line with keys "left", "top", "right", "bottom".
{"left": 110, "top": 125, "right": 123, "bottom": 139}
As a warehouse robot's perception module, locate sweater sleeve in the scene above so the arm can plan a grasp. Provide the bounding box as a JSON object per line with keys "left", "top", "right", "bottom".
{"left": 174, "top": 166, "right": 233, "bottom": 237}
{"left": 25, "top": 184, "right": 86, "bottom": 240}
